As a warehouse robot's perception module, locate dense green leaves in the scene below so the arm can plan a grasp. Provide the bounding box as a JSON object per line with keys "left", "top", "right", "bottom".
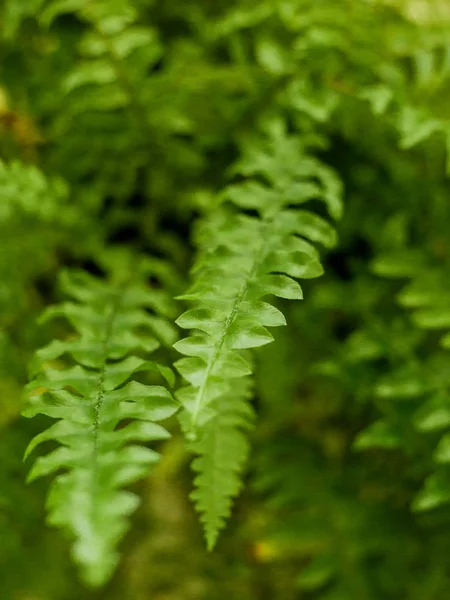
{"left": 2, "top": 0, "right": 450, "bottom": 596}
{"left": 0, "top": 160, "right": 76, "bottom": 322}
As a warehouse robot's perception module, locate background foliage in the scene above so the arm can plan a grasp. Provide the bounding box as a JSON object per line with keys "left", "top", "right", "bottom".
{"left": 1, "top": 0, "right": 450, "bottom": 598}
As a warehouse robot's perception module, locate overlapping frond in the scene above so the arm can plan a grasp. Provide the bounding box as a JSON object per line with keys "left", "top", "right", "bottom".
{"left": 23, "top": 254, "right": 178, "bottom": 586}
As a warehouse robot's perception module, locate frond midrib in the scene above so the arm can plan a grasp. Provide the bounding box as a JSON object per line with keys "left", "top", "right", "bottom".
{"left": 190, "top": 218, "right": 276, "bottom": 429}
{"left": 90, "top": 285, "right": 123, "bottom": 517}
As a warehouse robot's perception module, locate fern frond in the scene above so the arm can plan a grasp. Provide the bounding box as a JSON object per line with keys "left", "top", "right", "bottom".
{"left": 22, "top": 254, "right": 178, "bottom": 587}
{"left": 174, "top": 125, "right": 342, "bottom": 545}
{"left": 36, "top": 0, "right": 164, "bottom": 197}
{"left": 189, "top": 375, "right": 255, "bottom": 550}
{"left": 176, "top": 127, "right": 342, "bottom": 432}
{"left": 371, "top": 248, "right": 450, "bottom": 510}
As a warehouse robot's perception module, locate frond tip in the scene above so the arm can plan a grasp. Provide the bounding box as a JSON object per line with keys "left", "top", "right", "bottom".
{"left": 22, "top": 260, "right": 178, "bottom": 587}
{"left": 189, "top": 377, "right": 255, "bottom": 550}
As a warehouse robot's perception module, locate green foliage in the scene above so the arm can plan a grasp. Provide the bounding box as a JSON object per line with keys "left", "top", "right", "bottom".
{"left": 174, "top": 124, "right": 341, "bottom": 544}
{"left": 189, "top": 375, "right": 255, "bottom": 550}
{"left": 357, "top": 218, "right": 450, "bottom": 514}
{"left": 2, "top": 0, "right": 450, "bottom": 597}
{"left": 23, "top": 255, "right": 178, "bottom": 586}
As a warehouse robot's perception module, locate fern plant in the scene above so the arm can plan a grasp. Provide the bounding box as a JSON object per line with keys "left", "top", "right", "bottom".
{"left": 2, "top": 0, "right": 450, "bottom": 597}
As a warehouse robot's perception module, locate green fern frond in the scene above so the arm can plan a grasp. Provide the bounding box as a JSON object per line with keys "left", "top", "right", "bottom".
{"left": 22, "top": 254, "right": 178, "bottom": 587}
{"left": 357, "top": 246, "right": 450, "bottom": 512}
{"left": 57, "top": 1, "right": 162, "bottom": 115}
{"left": 37, "top": 0, "right": 164, "bottom": 197}
{"left": 188, "top": 375, "right": 255, "bottom": 550}
{"left": 175, "top": 127, "right": 342, "bottom": 432}
{"left": 174, "top": 125, "right": 342, "bottom": 545}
